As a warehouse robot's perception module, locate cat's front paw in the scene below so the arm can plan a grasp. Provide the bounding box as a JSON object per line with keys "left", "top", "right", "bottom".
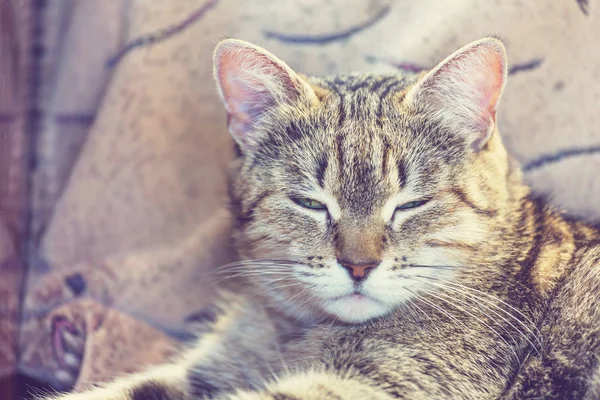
{"left": 51, "top": 315, "right": 86, "bottom": 388}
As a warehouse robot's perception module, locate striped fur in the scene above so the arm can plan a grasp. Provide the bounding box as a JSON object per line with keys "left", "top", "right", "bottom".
{"left": 44, "top": 38, "right": 600, "bottom": 399}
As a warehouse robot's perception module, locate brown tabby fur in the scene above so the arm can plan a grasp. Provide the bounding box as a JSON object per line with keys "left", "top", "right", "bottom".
{"left": 44, "top": 38, "right": 600, "bottom": 400}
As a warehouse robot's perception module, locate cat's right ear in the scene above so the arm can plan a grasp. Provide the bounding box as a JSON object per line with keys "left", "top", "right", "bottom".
{"left": 213, "top": 39, "right": 318, "bottom": 151}
{"left": 404, "top": 37, "right": 507, "bottom": 152}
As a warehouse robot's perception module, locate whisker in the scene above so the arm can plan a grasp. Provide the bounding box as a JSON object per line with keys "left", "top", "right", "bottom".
{"left": 295, "top": 288, "right": 323, "bottom": 313}
{"left": 214, "top": 271, "right": 290, "bottom": 278}
{"left": 243, "top": 282, "right": 313, "bottom": 306}
{"left": 406, "top": 288, "right": 469, "bottom": 336}
{"left": 253, "top": 276, "right": 297, "bottom": 285}
{"left": 214, "top": 264, "right": 292, "bottom": 270}
{"left": 206, "top": 271, "right": 290, "bottom": 285}
{"left": 408, "top": 298, "right": 440, "bottom": 334}
{"left": 427, "top": 287, "right": 522, "bottom": 349}
{"left": 408, "top": 264, "right": 458, "bottom": 270}
{"left": 277, "top": 285, "right": 316, "bottom": 314}
{"left": 405, "top": 301, "right": 425, "bottom": 323}
{"left": 421, "top": 288, "right": 520, "bottom": 362}
{"left": 262, "top": 282, "right": 308, "bottom": 292}
{"left": 213, "top": 265, "right": 293, "bottom": 274}
{"left": 211, "top": 263, "right": 295, "bottom": 273}
{"left": 421, "top": 275, "right": 543, "bottom": 342}
{"left": 412, "top": 276, "right": 542, "bottom": 354}
{"left": 404, "top": 305, "right": 422, "bottom": 327}
{"left": 214, "top": 259, "right": 303, "bottom": 270}
{"left": 450, "top": 278, "right": 539, "bottom": 328}
{"left": 199, "top": 265, "right": 291, "bottom": 278}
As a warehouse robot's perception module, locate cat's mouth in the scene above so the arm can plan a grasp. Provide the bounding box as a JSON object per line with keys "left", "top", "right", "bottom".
{"left": 329, "top": 290, "right": 370, "bottom": 302}
{"left": 323, "top": 290, "right": 390, "bottom": 323}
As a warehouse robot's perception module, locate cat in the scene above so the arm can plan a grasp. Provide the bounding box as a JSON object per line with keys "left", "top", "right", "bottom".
{"left": 45, "top": 37, "right": 600, "bottom": 399}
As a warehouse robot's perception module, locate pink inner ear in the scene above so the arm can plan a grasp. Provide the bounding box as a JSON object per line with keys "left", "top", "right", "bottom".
{"left": 216, "top": 47, "right": 299, "bottom": 144}
{"left": 476, "top": 50, "right": 505, "bottom": 116}
{"left": 425, "top": 41, "right": 506, "bottom": 137}
{"left": 218, "top": 51, "right": 275, "bottom": 123}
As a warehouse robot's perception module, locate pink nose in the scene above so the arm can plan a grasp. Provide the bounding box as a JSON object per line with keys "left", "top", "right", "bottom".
{"left": 340, "top": 261, "right": 379, "bottom": 282}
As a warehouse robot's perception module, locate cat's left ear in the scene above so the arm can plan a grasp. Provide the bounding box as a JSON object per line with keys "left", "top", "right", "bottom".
{"left": 405, "top": 37, "right": 507, "bottom": 151}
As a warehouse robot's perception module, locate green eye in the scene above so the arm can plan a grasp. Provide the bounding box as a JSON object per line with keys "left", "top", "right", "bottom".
{"left": 293, "top": 197, "right": 327, "bottom": 210}
{"left": 396, "top": 199, "right": 429, "bottom": 211}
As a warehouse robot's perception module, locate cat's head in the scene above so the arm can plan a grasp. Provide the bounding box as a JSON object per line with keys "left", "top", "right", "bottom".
{"left": 214, "top": 38, "right": 516, "bottom": 323}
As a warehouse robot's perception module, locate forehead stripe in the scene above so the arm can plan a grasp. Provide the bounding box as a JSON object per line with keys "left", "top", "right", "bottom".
{"left": 316, "top": 153, "right": 329, "bottom": 188}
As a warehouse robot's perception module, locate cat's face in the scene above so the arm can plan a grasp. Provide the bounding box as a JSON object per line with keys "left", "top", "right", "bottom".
{"left": 215, "top": 38, "right": 509, "bottom": 323}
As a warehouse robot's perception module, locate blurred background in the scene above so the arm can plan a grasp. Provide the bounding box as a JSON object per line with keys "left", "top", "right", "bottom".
{"left": 0, "top": 0, "right": 598, "bottom": 398}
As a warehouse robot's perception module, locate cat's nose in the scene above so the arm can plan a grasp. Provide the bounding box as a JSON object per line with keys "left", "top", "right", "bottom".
{"left": 339, "top": 260, "right": 379, "bottom": 282}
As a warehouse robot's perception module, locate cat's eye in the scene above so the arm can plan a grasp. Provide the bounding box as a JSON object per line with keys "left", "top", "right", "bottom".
{"left": 292, "top": 197, "right": 327, "bottom": 211}
{"left": 395, "top": 199, "right": 429, "bottom": 211}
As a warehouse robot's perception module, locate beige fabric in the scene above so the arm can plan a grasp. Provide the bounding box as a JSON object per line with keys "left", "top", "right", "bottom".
{"left": 0, "top": 222, "right": 19, "bottom": 380}
{"left": 0, "top": 1, "right": 30, "bottom": 396}
{"left": 2, "top": 0, "right": 598, "bottom": 391}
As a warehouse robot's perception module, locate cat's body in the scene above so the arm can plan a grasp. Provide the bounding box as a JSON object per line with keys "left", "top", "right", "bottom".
{"left": 47, "top": 38, "right": 600, "bottom": 399}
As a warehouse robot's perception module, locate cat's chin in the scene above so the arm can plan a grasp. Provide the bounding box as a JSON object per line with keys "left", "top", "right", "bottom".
{"left": 323, "top": 293, "right": 391, "bottom": 324}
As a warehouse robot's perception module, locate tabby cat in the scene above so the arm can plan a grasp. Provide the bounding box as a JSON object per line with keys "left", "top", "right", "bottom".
{"left": 47, "top": 37, "right": 600, "bottom": 399}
